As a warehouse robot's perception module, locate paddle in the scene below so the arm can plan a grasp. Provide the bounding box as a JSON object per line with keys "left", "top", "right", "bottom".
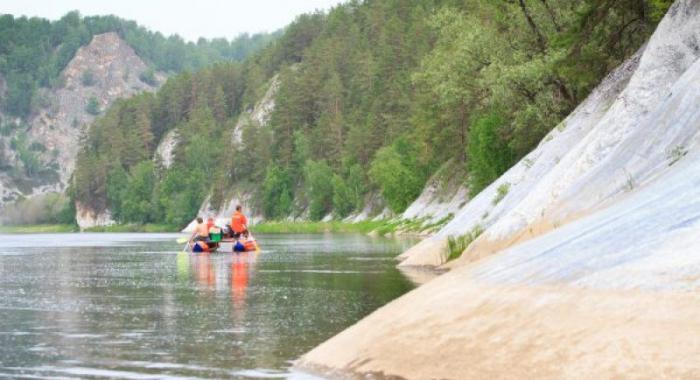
{"left": 177, "top": 233, "right": 193, "bottom": 252}
{"left": 181, "top": 238, "right": 191, "bottom": 253}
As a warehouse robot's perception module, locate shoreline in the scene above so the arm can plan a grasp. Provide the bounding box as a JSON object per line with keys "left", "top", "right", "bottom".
{"left": 0, "top": 224, "right": 79, "bottom": 233}
{"left": 0, "top": 219, "right": 445, "bottom": 236}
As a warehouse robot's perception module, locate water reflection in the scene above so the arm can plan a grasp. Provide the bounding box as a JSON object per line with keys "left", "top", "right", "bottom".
{"left": 194, "top": 253, "right": 216, "bottom": 288}
{"left": 231, "top": 252, "right": 256, "bottom": 312}
{"left": 0, "top": 233, "right": 416, "bottom": 379}
{"left": 182, "top": 251, "right": 259, "bottom": 308}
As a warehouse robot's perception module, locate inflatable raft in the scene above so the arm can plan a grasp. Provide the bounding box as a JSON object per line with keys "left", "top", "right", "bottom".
{"left": 189, "top": 237, "right": 259, "bottom": 253}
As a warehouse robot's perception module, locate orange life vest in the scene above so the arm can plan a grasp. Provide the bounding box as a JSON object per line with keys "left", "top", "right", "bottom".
{"left": 231, "top": 211, "right": 248, "bottom": 233}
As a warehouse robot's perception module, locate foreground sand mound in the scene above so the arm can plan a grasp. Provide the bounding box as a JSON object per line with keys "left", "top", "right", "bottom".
{"left": 299, "top": 277, "right": 700, "bottom": 379}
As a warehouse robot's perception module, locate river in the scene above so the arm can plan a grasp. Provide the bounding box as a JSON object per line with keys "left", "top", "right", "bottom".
{"left": 0, "top": 233, "right": 417, "bottom": 379}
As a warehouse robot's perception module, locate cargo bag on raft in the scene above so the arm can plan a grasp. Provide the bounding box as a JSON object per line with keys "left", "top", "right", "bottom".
{"left": 233, "top": 241, "right": 245, "bottom": 252}
{"left": 192, "top": 242, "right": 209, "bottom": 253}
{"left": 209, "top": 231, "right": 224, "bottom": 243}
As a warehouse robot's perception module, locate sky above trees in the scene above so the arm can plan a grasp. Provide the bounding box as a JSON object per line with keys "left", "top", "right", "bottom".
{"left": 0, "top": 0, "right": 345, "bottom": 41}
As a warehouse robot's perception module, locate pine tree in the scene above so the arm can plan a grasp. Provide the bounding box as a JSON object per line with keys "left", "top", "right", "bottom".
{"left": 313, "top": 72, "right": 344, "bottom": 166}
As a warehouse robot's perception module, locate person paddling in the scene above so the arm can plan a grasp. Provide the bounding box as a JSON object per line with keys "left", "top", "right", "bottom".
{"left": 192, "top": 217, "right": 210, "bottom": 242}
{"left": 231, "top": 205, "right": 248, "bottom": 238}
{"left": 191, "top": 216, "right": 210, "bottom": 248}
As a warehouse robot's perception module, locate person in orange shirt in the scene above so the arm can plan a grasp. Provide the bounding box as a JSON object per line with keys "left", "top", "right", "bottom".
{"left": 230, "top": 205, "right": 248, "bottom": 238}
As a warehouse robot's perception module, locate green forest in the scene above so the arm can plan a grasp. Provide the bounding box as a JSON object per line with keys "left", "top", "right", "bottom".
{"left": 0, "top": 11, "right": 279, "bottom": 118}
{"left": 73, "top": 0, "right": 673, "bottom": 227}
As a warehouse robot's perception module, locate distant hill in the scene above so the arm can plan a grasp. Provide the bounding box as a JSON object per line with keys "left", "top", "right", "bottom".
{"left": 0, "top": 12, "right": 278, "bottom": 222}
{"left": 0, "top": 11, "right": 279, "bottom": 119}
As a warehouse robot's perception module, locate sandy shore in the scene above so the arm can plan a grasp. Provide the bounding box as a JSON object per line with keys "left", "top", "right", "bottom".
{"left": 297, "top": 268, "right": 700, "bottom": 379}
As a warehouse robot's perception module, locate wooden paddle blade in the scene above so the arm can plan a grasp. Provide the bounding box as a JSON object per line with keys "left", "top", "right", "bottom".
{"left": 176, "top": 237, "right": 189, "bottom": 244}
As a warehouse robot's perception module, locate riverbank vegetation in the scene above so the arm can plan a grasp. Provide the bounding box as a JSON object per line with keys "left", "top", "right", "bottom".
{"left": 0, "top": 219, "right": 444, "bottom": 236}
{"left": 253, "top": 215, "right": 453, "bottom": 235}
{"left": 253, "top": 220, "right": 387, "bottom": 234}
{"left": 0, "top": 224, "right": 77, "bottom": 233}
{"left": 83, "top": 224, "right": 177, "bottom": 233}
{"left": 72, "top": 0, "right": 673, "bottom": 228}
{"left": 447, "top": 225, "right": 484, "bottom": 262}
{"left": 0, "top": 192, "right": 75, "bottom": 225}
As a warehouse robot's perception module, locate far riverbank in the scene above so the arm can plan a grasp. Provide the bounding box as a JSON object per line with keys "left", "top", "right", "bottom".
{"left": 1, "top": 217, "right": 450, "bottom": 236}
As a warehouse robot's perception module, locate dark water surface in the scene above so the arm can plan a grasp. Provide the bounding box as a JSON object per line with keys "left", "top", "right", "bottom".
{"left": 0, "top": 233, "right": 417, "bottom": 379}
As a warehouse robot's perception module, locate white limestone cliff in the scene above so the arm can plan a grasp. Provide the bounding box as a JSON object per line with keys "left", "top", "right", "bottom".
{"left": 298, "top": 2, "right": 700, "bottom": 378}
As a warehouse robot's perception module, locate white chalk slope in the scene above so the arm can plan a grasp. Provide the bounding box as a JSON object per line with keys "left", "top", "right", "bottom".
{"left": 297, "top": 3, "right": 700, "bottom": 378}
{"left": 400, "top": 0, "right": 700, "bottom": 271}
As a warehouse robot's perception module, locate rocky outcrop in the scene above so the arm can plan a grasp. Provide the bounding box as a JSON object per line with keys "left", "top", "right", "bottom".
{"left": 154, "top": 129, "right": 179, "bottom": 169}
{"left": 339, "top": 192, "right": 387, "bottom": 223}
{"left": 298, "top": 1, "right": 700, "bottom": 378}
{"left": 33, "top": 32, "right": 164, "bottom": 184}
{"left": 0, "top": 175, "right": 15, "bottom": 204}
{"left": 398, "top": 161, "right": 469, "bottom": 234}
{"left": 75, "top": 201, "right": 114, "bottom": 229}
{"left": 0, "top": 32, "right": 165, "bottom": 209}
{"left": 232, "top": 74, "right": 279, "bottom": 144}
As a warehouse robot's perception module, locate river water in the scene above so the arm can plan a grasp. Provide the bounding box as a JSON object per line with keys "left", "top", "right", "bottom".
{"left": 0, "top": 233, "right": 417, "bottom": 379}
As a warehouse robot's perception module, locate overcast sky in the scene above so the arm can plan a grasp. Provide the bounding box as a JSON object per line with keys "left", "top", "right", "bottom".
{"left": 0, "top": 0, "right": 346, "bottom": 41}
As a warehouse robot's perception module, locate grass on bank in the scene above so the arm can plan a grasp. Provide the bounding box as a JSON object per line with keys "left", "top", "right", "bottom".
{"left": 83, "top": 224, "right": 177, "bottom": 233}
{"left": 0, "top": 224, "right": 78, "bottom": 233}
{"left": 78, "top": 218, "right": 448, "bottom": 235}
{"left": 253, "top": 215, "right": 455, "bottom": 235}
{"left": 252, "top": 220, "right": 388, "bottom": 234}
{"left": 447, "top": 225, "right": 484, "bottom": 262}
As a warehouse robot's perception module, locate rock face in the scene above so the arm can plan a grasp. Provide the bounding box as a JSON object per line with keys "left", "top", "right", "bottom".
{"left": 298, "top": 1, "right": 700, "bottom": 378}
{"left": 35, "top": 32, "right": 164, "bottom": 184}
{"left": 0, "top": 32, "right": 164, "bottom": 208}
{"left": 401, "top": 164, "right": 469, "bottom": 224}
{"left": 154, "top": 129, "right": 179, "bottom": 169}
{"left": 232, "top": 74, "right": 279, "bottom": 145}
{"left": 75, "top": 201, "right": 115, "bottom": 229}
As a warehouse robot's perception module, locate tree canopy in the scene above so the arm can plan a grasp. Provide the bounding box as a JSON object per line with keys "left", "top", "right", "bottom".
{"left": 72, "top": 0, "right": 674, "bottom": 226}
